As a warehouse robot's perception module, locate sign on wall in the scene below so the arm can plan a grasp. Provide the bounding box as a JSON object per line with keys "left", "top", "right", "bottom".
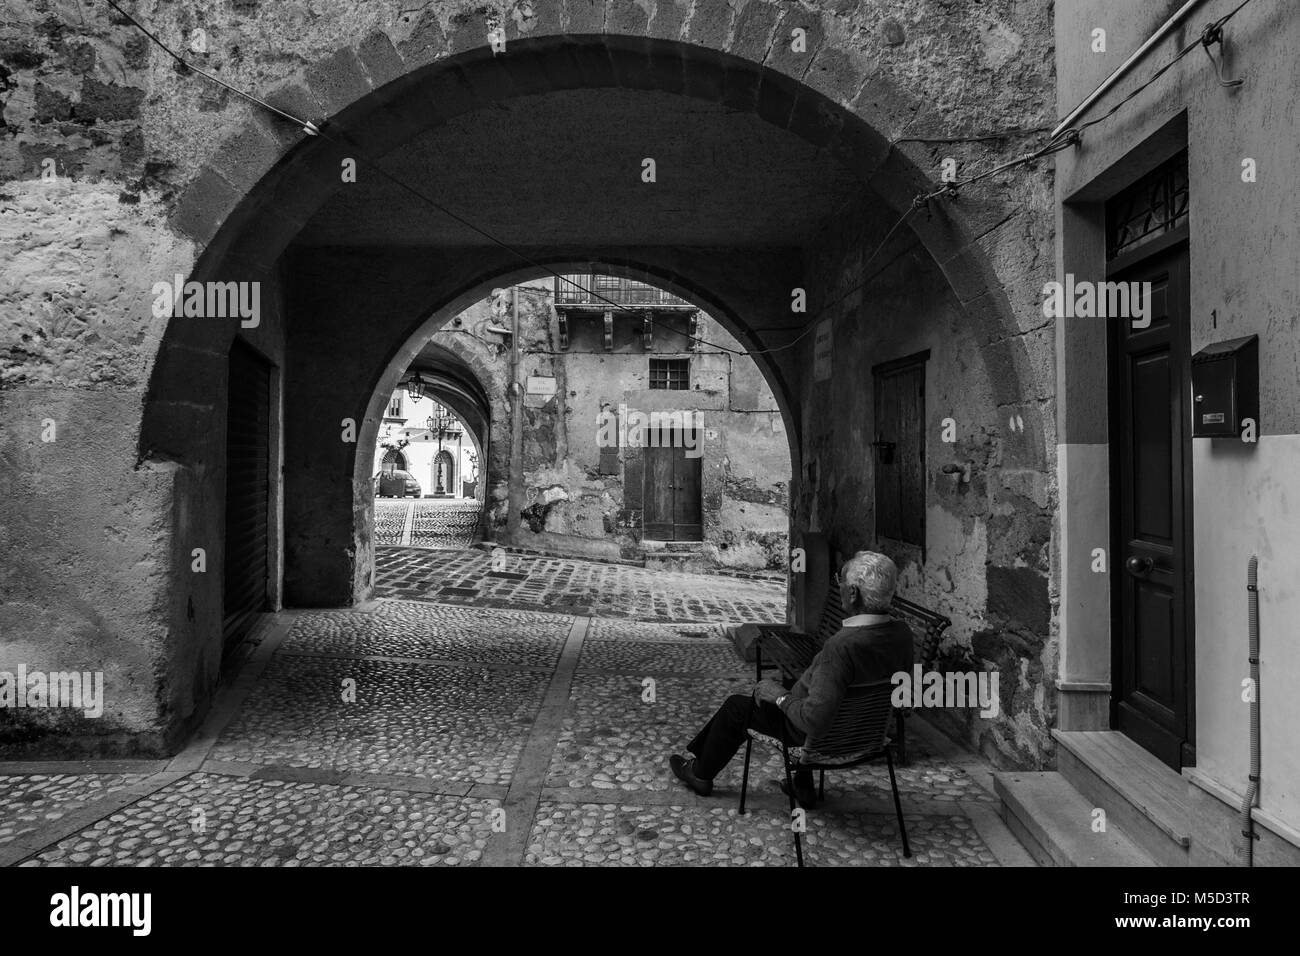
{"left": 527, "top": 375, "right": 557, "bottom": 396}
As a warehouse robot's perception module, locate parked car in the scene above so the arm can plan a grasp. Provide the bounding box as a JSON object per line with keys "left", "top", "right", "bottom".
{"left": 376, "top": 469, "right": 421, "bottom": 498}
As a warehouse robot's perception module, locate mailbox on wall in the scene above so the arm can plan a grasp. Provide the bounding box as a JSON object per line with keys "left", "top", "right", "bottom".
{"left": 1191, "top": 335, "right": 1259, "bottom": 439}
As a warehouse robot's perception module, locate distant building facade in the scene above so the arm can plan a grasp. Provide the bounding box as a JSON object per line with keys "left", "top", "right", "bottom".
{"left": 413, "top": 276, "right": 791, "bottom": 571}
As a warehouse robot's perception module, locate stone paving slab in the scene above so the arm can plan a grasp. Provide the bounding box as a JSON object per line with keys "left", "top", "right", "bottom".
{"left": 549, "top": 674, "right": 752, "bottom": 792}
{"left": 524, "top": 802, "right": 997, "bottom": 867}
{"left": 280, "top": 600, "right": 570, "bottom": 667}
{"left": 585, "top": 619, "right": 730, "bottom": 642}
{"left": 376, "top": 546, "right": 785, "bottom": 623}
{"left": 578, "top": 639, "right": 750, "bottom": 674}
{"left": 19, "top": 773, "right": 496, "bottom": 867}
{"left": 207, "top": 656, "right": 548, "bottom": 786}
{"left": 547, "top": 671, "right": 997, "bottom": 806}
{"left": 411, "top": 500, "right": 481, "bottom": 548}
{"left": 373, "top": 499, "right": 407, "bottom": 545}
{"left": 0, "top": 773, "right": 155, "bottom": 849}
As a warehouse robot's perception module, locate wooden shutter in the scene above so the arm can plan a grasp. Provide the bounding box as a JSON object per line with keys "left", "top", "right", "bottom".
{"left": 223, "top": 341, "right": 272, "bottom": 650}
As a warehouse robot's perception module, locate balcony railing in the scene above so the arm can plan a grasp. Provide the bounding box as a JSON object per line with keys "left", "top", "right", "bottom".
{"left": 553, "top": 274, "right": 688, "bottom": 307}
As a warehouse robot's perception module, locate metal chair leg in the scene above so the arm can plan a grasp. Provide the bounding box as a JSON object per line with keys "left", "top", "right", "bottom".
{"left": 781, "top": 740, "right": 804, "bottom": 868}
{"left": 739, "top": 736, "right": 753, "bottom": 815}
{"left": 895, "top": 710, "right": 908, "bottom": 766}
{"left": 885, "top": 746, "right": 910, "bottom": 858}
{"left": 818, "top": 770, "right": 825, "bottom": 801}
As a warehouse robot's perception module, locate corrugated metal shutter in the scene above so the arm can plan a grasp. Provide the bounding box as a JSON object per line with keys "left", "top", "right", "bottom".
{"left": 222, "top": 341, "right": 272, "bottom": 650}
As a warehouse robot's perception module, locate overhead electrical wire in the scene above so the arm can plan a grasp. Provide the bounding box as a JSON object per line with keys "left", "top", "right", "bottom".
{"left": 96, "top": 0, "right": 1257, "bottom": 359}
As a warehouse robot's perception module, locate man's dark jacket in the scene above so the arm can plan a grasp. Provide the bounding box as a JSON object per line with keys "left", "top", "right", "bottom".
{"left": 777, "top": 617, "right": 914, "bottom": 741}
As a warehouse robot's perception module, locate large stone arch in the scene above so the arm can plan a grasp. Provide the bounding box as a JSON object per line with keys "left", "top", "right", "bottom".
{"left": 142, "top": 31, "right": 1040, "bottom": 468}
{"left": 0, "top": 4, "right": 1056, "bottom": 757}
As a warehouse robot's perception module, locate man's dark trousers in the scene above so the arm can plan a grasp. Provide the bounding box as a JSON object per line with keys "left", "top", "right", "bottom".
{"left": 688, "top": 694, "right": 807, "bottom": 780}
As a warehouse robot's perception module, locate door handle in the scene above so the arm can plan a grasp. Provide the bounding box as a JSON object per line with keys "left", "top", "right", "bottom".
{"left": 1125, "top": 556, "right": 1153, "bottom": 578}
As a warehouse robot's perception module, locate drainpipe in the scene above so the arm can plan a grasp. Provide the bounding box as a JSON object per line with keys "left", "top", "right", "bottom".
{"left": 1238, "top": 554, "right": 1260, "bottom": 865}
{"left": 506, "top": 285, "right": 524, "bottom": 541}
{"left": 1052, "top": 0, "right": 1210, "bottom": 140}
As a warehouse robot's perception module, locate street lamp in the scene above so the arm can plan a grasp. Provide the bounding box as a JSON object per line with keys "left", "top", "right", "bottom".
{"left": 426, "top": 409, "right": 455, "bottom": 495}
{"left": 405, "top": 375, "right": 425, "bottom": 402}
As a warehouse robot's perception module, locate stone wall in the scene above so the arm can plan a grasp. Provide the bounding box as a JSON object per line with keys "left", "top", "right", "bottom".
{"left": 1, "top": 1, "right": 1058, "bottom": 760}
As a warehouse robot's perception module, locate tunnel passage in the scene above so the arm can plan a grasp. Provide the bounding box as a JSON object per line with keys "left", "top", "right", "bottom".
{"left": 137, "top": 33, "right": 1051, "bottom": 761}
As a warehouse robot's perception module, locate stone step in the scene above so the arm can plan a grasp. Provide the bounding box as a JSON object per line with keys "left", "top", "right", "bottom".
{"left": 994, "top": 771, "right": 1156, "bottom": 866}
{"left": 1053, "top": 730, "right": 1190, "bottom": 867}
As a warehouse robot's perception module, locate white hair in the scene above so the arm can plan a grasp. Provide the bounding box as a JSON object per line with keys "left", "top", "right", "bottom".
{"left": 842, "top": 551, "right": 897, "bottom": 612}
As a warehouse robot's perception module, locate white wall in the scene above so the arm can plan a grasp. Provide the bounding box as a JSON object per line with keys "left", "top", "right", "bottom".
{"left": 1193, "top": 436, "right": 1300, "bottom": 824}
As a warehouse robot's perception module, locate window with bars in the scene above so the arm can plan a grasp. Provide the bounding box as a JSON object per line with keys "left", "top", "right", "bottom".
{"left": 649, "top": 358, "right": 689, "bottom": 390}
{"left": 1106, "top": 151, "right": 1189, "bottom": 260}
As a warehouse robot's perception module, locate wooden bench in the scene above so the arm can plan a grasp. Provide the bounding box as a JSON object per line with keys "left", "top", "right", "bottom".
{"left": 752, "top": 588, "right": 952, "bottom": 765}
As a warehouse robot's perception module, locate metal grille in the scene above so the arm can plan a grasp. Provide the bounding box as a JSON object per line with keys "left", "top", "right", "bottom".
{"left": 1107, "top": 151, "right": 1189, "bottom": 260}
{"left": 802, "top": 680, "right": 896, "bottom": 760}
{"left": 649, "top": 358, "right": 689, "bottom": 390}
{"left": 554, "top": 273, "right": 687, "bottom": 306}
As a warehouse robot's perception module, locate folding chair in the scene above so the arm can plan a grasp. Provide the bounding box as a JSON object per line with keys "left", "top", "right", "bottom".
{"left": 738, "top": 679, "right": 910, "bottom": 867}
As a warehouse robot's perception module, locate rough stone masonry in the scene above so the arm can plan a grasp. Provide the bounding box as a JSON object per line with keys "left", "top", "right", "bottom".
{"left": 1, "top": 1, "right": 1058, "bottom": 769}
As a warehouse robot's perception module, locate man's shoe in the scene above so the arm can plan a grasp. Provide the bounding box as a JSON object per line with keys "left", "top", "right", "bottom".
{"left": 669, "top": 754, "right": 714, "bottom": 796}
{"left": 779, "top": 777, "right": 818, "bottom": 808}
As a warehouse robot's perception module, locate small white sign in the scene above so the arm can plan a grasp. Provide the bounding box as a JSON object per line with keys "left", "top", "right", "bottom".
{"left": 526, "top": 375, "right": 557, "bottom": 397}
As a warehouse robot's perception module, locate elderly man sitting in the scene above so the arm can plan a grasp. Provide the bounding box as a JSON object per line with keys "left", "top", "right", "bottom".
{"left": 669, "top": 550, "right": 914, "bottom": 806}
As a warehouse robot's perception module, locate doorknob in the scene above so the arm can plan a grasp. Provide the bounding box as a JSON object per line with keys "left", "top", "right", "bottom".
{"left": 1125, "top": 555, "right": 1153, "bottom": 578}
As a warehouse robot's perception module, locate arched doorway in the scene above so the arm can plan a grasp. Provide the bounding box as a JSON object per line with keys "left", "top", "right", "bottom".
{"left": 133, "top": 31, "right": 1050, "bottom": 754}
{"left": 432, "top": 450, "right": 455, "bottom": 497}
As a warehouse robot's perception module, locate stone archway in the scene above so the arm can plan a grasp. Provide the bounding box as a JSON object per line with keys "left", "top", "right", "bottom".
{"left": 8, "top": 6, "right": 1057, "bottom": 756}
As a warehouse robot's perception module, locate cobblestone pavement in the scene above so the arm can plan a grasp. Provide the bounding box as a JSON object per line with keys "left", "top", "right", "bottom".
{"left": 373, "top": 499, "right": 482, "bottom": 548}
{"left": 376, "top": 546, "right": 785, "bottom": 624}
{"left": 2, "top": 567, "right": 1030, "bottom": 868}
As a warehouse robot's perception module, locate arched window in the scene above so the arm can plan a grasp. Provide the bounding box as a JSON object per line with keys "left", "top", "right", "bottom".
{"left": 382, "top": 449, "right": 407, "bottom": 473}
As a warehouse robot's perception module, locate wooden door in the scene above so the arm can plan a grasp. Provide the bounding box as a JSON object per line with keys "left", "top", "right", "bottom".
{"left": 223, "top": 341, "right": 272, "bottom": 653}
{"left": 873, "top": 353, "right": 928, "bottom": 548}
{"left": 643, "top": 428, "right": 702, "bottom": 541}
{"left": 1110, "top": 239, "right": 1194, "bottom": 770}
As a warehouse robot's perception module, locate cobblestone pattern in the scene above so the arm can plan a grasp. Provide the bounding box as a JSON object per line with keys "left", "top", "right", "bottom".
{"left": 586, "top": 620, "right": 726, "bottom": 642}
{"left": 208, "top": 656, "right": 547, "bottom": 785}
{"left": 548, "top": 671, "right": 996, "bottom": 805}
{"left": 0, "top": 773, "right": 153, "bottom": 849}
{"left": 549, "top": 674, "right": 751, "bottom": 791}
{"left": 372, "top": 500, "right": 407, "bottom": 545}
{"left": 579, "top": 640, "right": 750, "bottom": 674}
{"left": 376, "top": 547, "right": 785, "bottom": 623}
{"left": 411, "top": 501, "right": 482, "bottom": 548}
{"left": 525, "top": 803, "right": 996, "bottom": 867}
{"left": 21, "top": 774, "right": 496, "bottom": 867}
{"left": 282, "top": 601, "right": 570, "bottom": 666}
